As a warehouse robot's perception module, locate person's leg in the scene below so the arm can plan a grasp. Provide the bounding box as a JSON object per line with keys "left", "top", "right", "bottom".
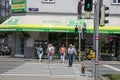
{"left": 63, "top": 53, "right": 65, "bottom": 63}
{"left": 71, "top": 54, "right": 74, "bottom": 66}
{"left": 49, "top": 55, "right": 53, "bottom": 62}
{"left": 48, "top": 55, "right": 50, "bottom": 62}
{"left": 39, "top": 53, "right": 43, "bottom": 62}
{"left": 60, "top": 54, "right": 63, "bottom": 62}
{"left": 39, "top": 54, "right": 41, "bottom": 62}
{"left": 69, "top": 54, "right": 72, "bottom": 67}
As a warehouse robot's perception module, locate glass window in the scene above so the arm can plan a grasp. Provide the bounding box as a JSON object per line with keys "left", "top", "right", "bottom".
{"left": 118, "top": 0, "right": 120, "bottom": 3}
{"left": 113, "top": 0, "right": 117, "bottom": 3}
{"left": 112, "top": 0, "right": 120, "bottom": 4}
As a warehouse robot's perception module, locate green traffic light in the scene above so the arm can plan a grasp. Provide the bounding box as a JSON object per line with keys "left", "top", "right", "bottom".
{"left": 87, "top": 3, "right": 91, "bottom": 9}
{"left": 84, "top": 0, "right": 93, "bottom": 11}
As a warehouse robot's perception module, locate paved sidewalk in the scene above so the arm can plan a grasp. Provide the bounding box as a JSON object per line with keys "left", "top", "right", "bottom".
{"left": 0, "top": 62, "right": 93, "bottom": 80}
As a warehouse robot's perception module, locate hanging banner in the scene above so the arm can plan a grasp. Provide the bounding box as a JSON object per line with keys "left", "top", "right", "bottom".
{"left": 11, "top": 0, "right": 26, "bottom": 13}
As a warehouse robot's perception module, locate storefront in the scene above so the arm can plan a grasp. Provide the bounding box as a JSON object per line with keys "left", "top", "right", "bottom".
{"left": 0, "top": 14, "right": 120, "bottom": 59}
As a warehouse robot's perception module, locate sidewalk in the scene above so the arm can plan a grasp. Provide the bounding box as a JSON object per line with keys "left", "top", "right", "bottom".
{"left": 0, "top": 56, "right": 94, "bottom": 80}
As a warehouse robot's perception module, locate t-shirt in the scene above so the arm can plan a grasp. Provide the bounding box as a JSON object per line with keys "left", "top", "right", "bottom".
{"left": 39, "top": 48, "right": 43, "bottom": 53}
{"left": 47, "top": 46, "right": 55, "bottom": 56}
{"left": 36, "top": 47, "right": 43, "bottom": 54}
{"left": 68, "top": 47, "right": 75, "bottom": 54}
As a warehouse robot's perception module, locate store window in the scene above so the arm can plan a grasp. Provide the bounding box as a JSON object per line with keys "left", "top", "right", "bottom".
{"left": 42, "top": 0, "right": 55, "bottom": 3}
{"left": 112, "top": 0, "right": 120, "bottom": 4}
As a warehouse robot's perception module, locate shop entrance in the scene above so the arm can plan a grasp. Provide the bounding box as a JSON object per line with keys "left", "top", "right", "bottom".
{"left": 15, "top": 32, "right": 24, "bottom": 57}
{"left": 48, "top": 32, "right": 76, "bottom": 48}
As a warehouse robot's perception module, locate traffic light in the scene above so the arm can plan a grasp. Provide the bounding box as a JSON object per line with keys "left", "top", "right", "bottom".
{"left": 75, "top": 25, "right": 78, "bottom": 35}
{"left": 99, "top": 5, "right": 109, "bottom": 26}
{"left": 81, "top": 28, "right": 87, "bottom": 39}
{"left": 84, "top": 0, "right": 93, "bottom": 11}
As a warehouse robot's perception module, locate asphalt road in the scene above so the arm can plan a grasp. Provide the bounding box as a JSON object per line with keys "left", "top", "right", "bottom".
{"left": 83, "top": 61, "right": 120, "bottom": 75}
{"left": 0, "top": 57, "right": 120, "bottom": 76}
{"left": 0, "top": 61, "right": 24, "bottom": 74}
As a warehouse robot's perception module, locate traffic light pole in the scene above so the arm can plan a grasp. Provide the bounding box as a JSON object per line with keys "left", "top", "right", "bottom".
{"left": 94, "top": 0, "right": 100, "bottom": 80}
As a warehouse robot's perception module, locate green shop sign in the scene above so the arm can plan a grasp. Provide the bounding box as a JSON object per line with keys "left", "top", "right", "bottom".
{"left": 12, "top": 0, "right": 26, "bottom": 13}
{"left": 67, "top": 20, "right": 85, "bottom": 26}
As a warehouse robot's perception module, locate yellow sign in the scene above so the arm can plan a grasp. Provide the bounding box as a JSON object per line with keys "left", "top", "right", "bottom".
{"left": 12, "top": 4, "right": 25, "bottom": 9}
{"left": 12, "top": 0, "right": 26, "bottom": 13}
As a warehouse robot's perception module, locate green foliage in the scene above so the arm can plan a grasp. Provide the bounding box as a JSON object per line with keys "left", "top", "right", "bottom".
{"left": 103, "top": 74, "right": 120, "bottom": 80}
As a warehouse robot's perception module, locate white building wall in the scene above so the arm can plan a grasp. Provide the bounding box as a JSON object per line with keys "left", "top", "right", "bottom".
{"left": 103, "top": 0, "right": 120, "bottom": 14}
{"left": 27, "top": 0, "right": 78, "bottom": 13}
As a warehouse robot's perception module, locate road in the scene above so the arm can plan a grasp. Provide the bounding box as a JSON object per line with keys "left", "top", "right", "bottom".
{"left": 0, "top": 61, "right": 24, "bottom": 74}
{"left": 81, "top": 60, "right": 120, "bottom": 75}
{"left": 0, "top": 60, "right": 120, "bottom": 76}
{"left": 0, "top": 57, "right": 120, "bottom": 80}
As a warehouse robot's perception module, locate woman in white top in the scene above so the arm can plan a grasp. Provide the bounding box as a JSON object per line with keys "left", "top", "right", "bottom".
{"left": 47, "top": 44, "right": 55, "bottom": 63}
{"left": 36, "top": 45, "right": 43, "bottom": 62}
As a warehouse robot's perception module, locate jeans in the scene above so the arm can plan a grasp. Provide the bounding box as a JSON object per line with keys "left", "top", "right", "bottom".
{"left": 48, "top": 55, "right": 53, "bottom": 62}
{"left": 68, "top": 54, "right": 74, "bottom": 66}
{"left": 38, "top": 53, "right": 43, "bottom": 62}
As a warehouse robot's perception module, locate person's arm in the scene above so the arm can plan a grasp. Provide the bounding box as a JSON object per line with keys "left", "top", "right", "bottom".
{"left": 68, "top": 48, "right": 69, "bottom": 54}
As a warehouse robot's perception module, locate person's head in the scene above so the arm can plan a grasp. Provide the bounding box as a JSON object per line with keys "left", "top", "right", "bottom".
{"left": 69, "top": 44, "right": 73, "bottom": 48}
{"left": 48, "top": 43, "right": 52, "bottom": 47}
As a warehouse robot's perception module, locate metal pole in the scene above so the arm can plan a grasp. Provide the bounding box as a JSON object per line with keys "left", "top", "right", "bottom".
{"left": 92, "top": 1, "right": 97, "bottom": 78}
{"left": 78, "top": 25, "right": 81, "bottom": 62}
{"left": 77, "top": 0, "right": 82, "bottom": 62}
{"left": 94, "top": 0, "right": 100, "bottom": 80}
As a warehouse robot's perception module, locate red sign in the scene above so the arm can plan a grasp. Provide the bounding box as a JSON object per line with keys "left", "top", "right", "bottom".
{"left": 95, "top": 61, "right": 99, "bottom": 65}
{"left": 96, "top": 36, "right": 99, "bottom": 40}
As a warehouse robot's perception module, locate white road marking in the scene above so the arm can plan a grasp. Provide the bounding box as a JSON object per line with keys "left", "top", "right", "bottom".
{"left": 103, "top": 65, "right": 120, "bottom": 72}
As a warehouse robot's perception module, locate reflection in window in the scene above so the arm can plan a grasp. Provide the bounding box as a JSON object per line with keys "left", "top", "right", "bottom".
{"left": 118, "top": 0, "right": 120, "bottom": 3}
{"left": 113, "top": 0, "right": 116, "bottom": 3}
{"left": 112, "top": 0, "right": 120, "bottom": 4}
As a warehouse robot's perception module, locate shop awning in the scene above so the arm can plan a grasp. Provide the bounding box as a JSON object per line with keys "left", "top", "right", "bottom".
{"left": 0, "top": 15, "right": 76, "bottom": 33}
{"left": 0, "top": 15, "right": 120, "bottom": 33}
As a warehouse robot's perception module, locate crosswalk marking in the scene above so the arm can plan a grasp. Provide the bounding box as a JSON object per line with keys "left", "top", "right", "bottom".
{"left": 103, "top": 65, "right": 120, "bottom": 72}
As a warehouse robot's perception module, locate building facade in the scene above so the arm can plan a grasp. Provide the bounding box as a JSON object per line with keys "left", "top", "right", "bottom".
{"left": 0, "top": 0, "right": 10, "bottom": 21}
{"left": 1, "top": 0, "right": 120, "bottom": 59}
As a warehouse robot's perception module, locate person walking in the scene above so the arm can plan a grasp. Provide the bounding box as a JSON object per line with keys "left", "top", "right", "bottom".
{"left": 73, "top": 45, "right": 77, "bottom": 62}
{"left": 47, "top": 43, "right": 55, "bottom": 63}
{"left": 59, "top": 44, "right": 66, "bottom": 63}
{"left": 68, "top": 44, "right": 76, "bottom": 67}
{"left": 36, "top": 45, "right": 43, "bottom": 62}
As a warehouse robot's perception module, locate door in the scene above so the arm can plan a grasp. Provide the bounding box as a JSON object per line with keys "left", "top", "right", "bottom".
{"left": 15, "top": 32, "right": 24, "bottom": 57}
